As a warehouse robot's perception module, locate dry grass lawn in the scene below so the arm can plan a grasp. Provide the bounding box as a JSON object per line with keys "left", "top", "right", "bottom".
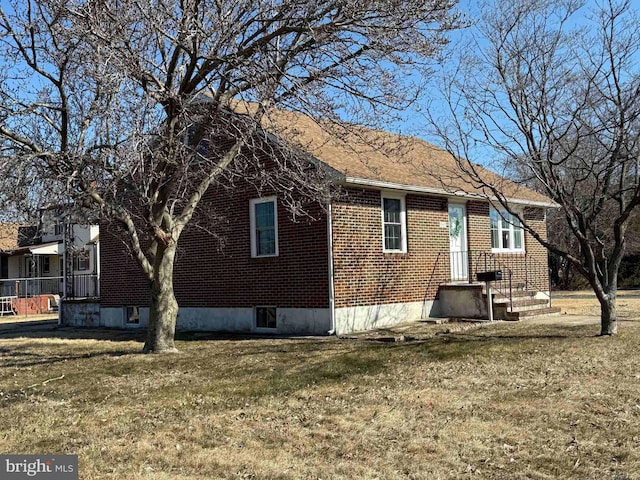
{"left": 552, "top": 290, "right": 640, "bottom": 318}
{"left": 1, "top": 303, "right": 639, "bottom": 479}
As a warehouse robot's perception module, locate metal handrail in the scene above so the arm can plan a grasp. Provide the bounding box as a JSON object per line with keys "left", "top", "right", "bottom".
{"left": 472, "top": 252, "right": 515, "bottom": 313}
{"left": 429, "top": 249, "right": 550, "bottom": 314}
{"left": 425, "top": 250, "right": 445, "bottom": 299}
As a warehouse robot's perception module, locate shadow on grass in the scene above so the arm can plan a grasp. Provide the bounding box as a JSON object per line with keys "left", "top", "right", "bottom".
{"left": 0, "top": 322, "right": 334, "bottom": 344}
{"left": 0, "top": 343, "right": 135, "bottom": 369}
{"left": 0, "top": 321, "right": 618, "bottom": 411}
{"left": 232, "top": 351, "right": 388, "bottom": 399}
{"left": 0, "top": 319, "right": 607, "bottom": 371}
{"left": 386, "top": 323, "right": 605, "bottom": 361}
{"left": 0, "top": 321, "right": 145, "bottom": 342}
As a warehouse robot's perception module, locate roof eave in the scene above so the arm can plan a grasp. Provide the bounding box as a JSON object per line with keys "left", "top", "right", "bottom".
{"left": 342, "top": 177, "right": 560, "bottom": 209}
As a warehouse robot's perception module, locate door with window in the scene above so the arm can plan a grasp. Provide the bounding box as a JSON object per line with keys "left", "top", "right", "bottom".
{"left": 448, "top": 203, "right": 468, "bottom": 280}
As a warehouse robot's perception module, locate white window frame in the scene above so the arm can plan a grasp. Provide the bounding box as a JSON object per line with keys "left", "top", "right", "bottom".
{"left": 491, "top": 208, "right": 525, "bottom": 253}
{"left": 250, "top": 196, "right": 279, "bottom": 258}
{"left": 381, "top": 193, "right": 407, "bottom": 253}
{"left": 74, "top": 248, "right": 90, "bottom": 271}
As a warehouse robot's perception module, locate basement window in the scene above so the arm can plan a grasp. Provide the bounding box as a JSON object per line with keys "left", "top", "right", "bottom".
{"left": 255, "top": 306, "right": 277, "bottom": 329}
{"left": 125, "top": 306, "right": 140, "bottom": 325}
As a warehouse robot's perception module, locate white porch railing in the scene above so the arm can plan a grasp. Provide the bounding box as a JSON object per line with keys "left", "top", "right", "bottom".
{"left": 0, "top": 274, "right": 99, "bottom": 299}
{"left": 0, "top": 276, "right": 63, "bottom": 297}
{"left": 69, "top": 274, "right": 100, "bottom": 298}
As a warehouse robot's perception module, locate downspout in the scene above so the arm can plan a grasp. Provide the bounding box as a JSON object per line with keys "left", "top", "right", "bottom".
{"left": 95, "top": 240, "right": 100, "bottom": 297}
{"left": 58, "top": 222, "right": 65, "bottom": 326}
{"left": 327, "top": 202, "right": 336, "bottom": 335}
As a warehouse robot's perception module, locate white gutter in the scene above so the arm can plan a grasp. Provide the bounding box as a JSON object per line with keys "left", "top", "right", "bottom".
{"left": 327, "top": 203, "right": 336, "bottom": 335}
{"left": 343, "top": 177, "right": 560, "bottom": 209}
{"left": 95, "top": 240, "right": 100, "bottom": 298}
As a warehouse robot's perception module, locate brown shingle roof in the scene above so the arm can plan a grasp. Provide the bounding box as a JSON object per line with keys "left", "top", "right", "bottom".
{"left": 0, "top": 223, "right": 21, "bottom": 251}
{"left": 261, "top": 108, "right": 555, "bottom": 206}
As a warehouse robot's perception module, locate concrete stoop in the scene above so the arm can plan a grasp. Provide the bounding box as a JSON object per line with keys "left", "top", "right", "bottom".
{"left": 437, "top": 282, "right": 560, "bottom": 321}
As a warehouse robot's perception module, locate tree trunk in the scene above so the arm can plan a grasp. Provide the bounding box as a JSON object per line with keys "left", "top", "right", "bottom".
{"left": 598, "top": 292, "right": 618, "bottom": 336}
{"left": 143, "top": 245, "right": 179, "bottom": 353}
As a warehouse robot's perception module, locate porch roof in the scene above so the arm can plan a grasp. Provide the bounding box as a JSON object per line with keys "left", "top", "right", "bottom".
{"left": 29, "top": 242, "right": 62, "bottom": 255}
{"left": 0, "top": 241, "right": 62, "bottom": 256}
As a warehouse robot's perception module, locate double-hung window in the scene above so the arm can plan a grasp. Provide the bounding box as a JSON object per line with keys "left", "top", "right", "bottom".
{"left": 74, "top": 249, "right": 90, "bottom": 271}
{"left": 490, "top": 209, "right": 524, "bottom": 252}
{"left": 382, "top": 194, "right": 407, "bottom": 253}
{"left": 250, "top": 196, "right": 278, "bottom": 257}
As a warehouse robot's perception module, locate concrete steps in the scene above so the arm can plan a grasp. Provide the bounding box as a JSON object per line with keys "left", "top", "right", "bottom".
{"left": 503, "top": 306, "right": 562, "bottom": 321}
{"left": 487, "top": 289, "right": 560, "bottom": 321}
{"left": 493, "top": 290, "right": 537, "bottom": 300}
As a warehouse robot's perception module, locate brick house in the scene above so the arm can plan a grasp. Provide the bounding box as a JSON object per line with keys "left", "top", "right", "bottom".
{"left": 94, "top": 111, "right": 557, "bottom": 335}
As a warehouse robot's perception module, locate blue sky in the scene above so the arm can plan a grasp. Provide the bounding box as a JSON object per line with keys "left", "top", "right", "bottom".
{"left": 399, "top": 0, "right": 640, "bottom": 171}
{"left": 1, "top": 0, "right": 635, "bottom": 173}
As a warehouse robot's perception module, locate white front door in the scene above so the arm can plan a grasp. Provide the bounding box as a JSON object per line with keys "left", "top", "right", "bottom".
{"left": 448, "top": 203, "right": 468, "bottom": 280}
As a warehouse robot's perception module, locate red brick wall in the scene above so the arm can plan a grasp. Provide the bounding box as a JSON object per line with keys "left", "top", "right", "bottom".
{"left": 100, "top": 180, "right": 550, "bottom": 312}
{"left": 100, "top": 227, "right": 152, "bottom": 307}
{"left": 12, "top": 295, "right": 54, "bottom": 315}
{"left": 467, "top": 201, "right": 492, "bottom": 254}
{"left": 331, "top": 187, "right": 450, "bottom": 308}
{"left": 522, "top": 207, "right": 550, "bottom": 291}
{"left": 100, "top": 184, "right": 330, "bottom": 309}
{"left": 467, "top": 201, "right": 550, "bottom": 291}
{"left": 331, "top": 192, "right": 550, "bottom": 309}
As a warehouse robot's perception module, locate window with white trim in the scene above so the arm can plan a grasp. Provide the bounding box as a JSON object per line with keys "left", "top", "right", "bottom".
{"left": 382, "top": 194, "right": 407, "bottom": 253}
{"left": 74, "top": 248, "right": 90, "bottom": 271}
{"left": 250, "top": 197, "right": 278, "bottom": 257}
{"left": 490, "top": 209, "right": 524, "bottom": 252}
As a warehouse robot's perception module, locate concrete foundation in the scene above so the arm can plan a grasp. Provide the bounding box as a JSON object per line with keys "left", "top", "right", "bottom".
{"left": 437, "top": 284, "right": 487, "bottom": 319}
{"left": 334, "top": 300, "right": 439, "bottom": 335}
{"left": 60, "top": 299, "right": 101, "bottom": 327}
{"left": 99, "top": 306, "right": 331, "bottom": 335}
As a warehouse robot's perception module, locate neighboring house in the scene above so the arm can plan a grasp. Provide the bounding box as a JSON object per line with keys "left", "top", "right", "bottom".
{"left": 90, "top": 110, "right": 558, "bottom": 335}
{"left": 0, "top": 218, "right": 99, "bottom": 314}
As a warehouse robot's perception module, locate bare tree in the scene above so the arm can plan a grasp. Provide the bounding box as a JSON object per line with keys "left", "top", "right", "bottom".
{"left": 0, "top": 0, "right": 461, "bottom": 352}
{"left": 425, "top": 0, "right": 640, "bottom": 335}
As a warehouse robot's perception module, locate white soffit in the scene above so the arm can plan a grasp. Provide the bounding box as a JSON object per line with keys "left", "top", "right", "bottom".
{"left": 29, "top": 242, "right": 62, "bottom": 255}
